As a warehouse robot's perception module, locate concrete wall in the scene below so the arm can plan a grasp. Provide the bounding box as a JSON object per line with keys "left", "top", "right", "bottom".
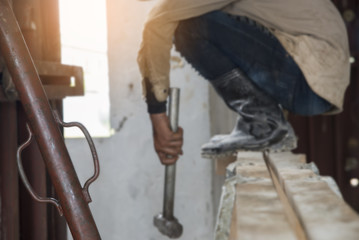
{"left": 65, "top": 0, "right": 215, "bottom": 239}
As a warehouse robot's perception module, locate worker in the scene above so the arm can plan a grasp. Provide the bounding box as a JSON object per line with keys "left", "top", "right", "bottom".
{"left": 138, "top": 0, "right": 350, "bottom": 164}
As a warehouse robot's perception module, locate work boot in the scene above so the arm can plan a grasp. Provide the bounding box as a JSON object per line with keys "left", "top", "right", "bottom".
{"left": 201, "top": 68, "right": 297, "bottom": 158}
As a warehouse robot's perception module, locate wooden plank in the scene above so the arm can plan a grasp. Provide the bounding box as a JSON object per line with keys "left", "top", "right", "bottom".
{"left": 263, "top": 152, "right": 308, "bottom": 240}
{"left": 229, "top": 202, "right": 238, "bottom": 240}
{"left": 232, "top": 180, "right": 297, "bottom": 240}
{"left": 215, "top": 152, "right": 296, "bottom": 240}
{"left": 0, "top": 61, "right": 84, "bottom": 101}
{"left": 268, "top": 152, "right": 359, "bottom": 240}
{"left": 217, "top": 151, "right": 359, "bottom": 240}
{"left": 215, "top": 155, "right": 237, "bottom": 175}
{"left": 286, "top": 180, "right": 359, "bottom": 240}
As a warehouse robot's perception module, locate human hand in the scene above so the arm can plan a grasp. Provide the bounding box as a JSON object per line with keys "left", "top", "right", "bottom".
{"left": 150, "top": 113, "right": 183, "bottom": 165}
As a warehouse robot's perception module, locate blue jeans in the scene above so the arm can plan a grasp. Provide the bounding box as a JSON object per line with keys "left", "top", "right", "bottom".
{"left": 174, "top": 11, "right": 332, "bottom": 116}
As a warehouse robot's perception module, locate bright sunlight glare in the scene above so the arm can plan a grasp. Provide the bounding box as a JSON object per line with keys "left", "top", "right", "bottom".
{"left": 59, "top": 0, "right": 110, "bottom": 138}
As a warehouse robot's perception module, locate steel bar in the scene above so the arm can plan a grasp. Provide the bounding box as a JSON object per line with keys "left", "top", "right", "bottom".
{"left": 0, "top": 1, "right": 101, "bottom": 239}
{"left": 0, "top": 102, "right": 19, "bottom": 240}
{"left": 163, "top": 88, "right": 180, "bottom": 219}
{"left": 18, "top": 107, "right": 48, "bottom": 240}
{"left": 17, "top": 124, "right": 63, "bottom": 216}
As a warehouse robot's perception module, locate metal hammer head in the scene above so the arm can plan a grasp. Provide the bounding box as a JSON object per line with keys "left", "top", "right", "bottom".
{"left": 153, "top": 213, "right": 183, "bottom": 238}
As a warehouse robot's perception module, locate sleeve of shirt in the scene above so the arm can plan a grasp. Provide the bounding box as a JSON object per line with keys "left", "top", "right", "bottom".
{"left": 137, "top": 0, "right": 234, "bottom": 114}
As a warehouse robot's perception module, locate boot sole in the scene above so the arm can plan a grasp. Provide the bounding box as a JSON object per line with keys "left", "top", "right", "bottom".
{"left": 201, "top": 128, "right": 297, "bottom": 160}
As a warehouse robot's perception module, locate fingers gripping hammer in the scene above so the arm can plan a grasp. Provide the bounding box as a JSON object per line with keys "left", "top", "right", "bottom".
{"left": 154, "top": 88, "right": 183, "bottom": 238}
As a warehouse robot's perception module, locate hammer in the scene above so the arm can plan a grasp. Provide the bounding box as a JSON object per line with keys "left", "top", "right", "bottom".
{"left": 154, "top": 88, "right": 183, "bottom": 238}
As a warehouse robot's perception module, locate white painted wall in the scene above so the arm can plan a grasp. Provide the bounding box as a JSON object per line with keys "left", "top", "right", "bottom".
{"left": 65, "top": 0, "right": 215, "bottom": 239}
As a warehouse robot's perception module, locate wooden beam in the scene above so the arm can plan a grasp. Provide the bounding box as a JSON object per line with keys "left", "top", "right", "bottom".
{"left": 263, "top": 152, "right": 307, "bottom": 240}
{"left": 215, "top": 152, "right": 296, "bottom": 240}
{"left": 216, "top": 151, "right": 359, "bottom": 240}
{"left": 268, "top": 152, "right": 359, "bottom": 240}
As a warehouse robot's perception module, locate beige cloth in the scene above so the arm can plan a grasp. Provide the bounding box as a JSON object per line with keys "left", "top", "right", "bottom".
{"left": 138, "top": 0, "right": 350, "bottom": 113}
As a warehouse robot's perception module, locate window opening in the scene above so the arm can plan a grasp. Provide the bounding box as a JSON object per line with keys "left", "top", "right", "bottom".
{"left": 59, "top": 0, "right": 111, "bottom": 137}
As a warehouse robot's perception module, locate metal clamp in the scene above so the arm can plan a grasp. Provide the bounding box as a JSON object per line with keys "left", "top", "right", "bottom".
{"left": 17, "top": 124, "right": 64, "bottom": 216}
{"left": 53, "top": 111, "right": 100, "bottom": 203}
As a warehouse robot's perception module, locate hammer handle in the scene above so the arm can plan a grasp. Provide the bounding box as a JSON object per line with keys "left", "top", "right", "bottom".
{"left": 163, "top": 88, "right": 180, "bottom": 219}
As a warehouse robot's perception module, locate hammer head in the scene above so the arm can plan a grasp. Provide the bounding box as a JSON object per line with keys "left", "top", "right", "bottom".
{"left": 153, "top": 213, "right": 183, "bottom": 238}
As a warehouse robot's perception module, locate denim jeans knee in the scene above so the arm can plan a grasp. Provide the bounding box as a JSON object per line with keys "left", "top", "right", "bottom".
{"left": 174, "top": 11, "right": 332, "bottom": 116}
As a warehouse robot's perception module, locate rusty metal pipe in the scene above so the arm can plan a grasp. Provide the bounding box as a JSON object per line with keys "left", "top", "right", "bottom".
{"left": 0, "top": 1, "right": 101, "bottom": 239}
